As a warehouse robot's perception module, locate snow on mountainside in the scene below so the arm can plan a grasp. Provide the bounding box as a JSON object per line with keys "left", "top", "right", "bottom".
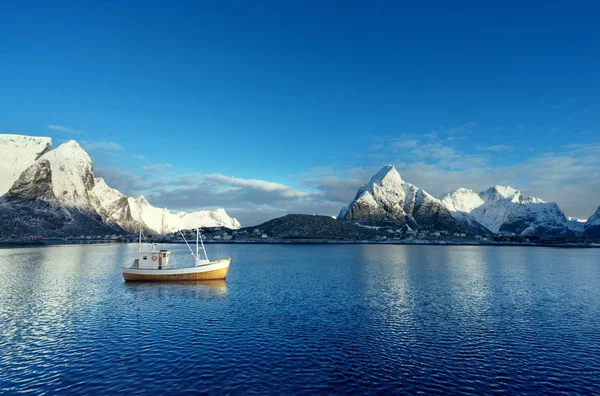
{"left": 0, "top": 134, "right": 52, "bottom": 196}
{"left": 131, "top": 197, "right": 241, "bottom": 234}
{"left": 338, "top": 165, "right": 490, "bottom": 235}
{"left": 1, "top": 155, "right": 120, "bottom": 237}
{"left": 0, "top": 134, "right": 241, "bottom": 236}
{"left": 584, "top": 206, "right": 600, "bottom": 237}
{"left": 176, "top": 209, "right": 241, "bottom": 232}
{"left": 90, "top": 178, "right": 148, "bottom": 232}
{"left": 441, "top": 185, "right": 574, "bottom": 236}
{"left": 39, "top": 140, "right": 97, "bottom": 209}
{"left": 441, "top": 188, "right": 484, "bottom": 213}
{"left": 91, "top": 180, "right": 241, "bottom": 234}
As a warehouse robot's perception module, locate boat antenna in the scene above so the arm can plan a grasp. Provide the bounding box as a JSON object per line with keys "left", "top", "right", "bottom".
{"left": 179, "top": 231, "right": 196, "bottom": 259}
{"left": 196, "top": 227, "right": 199, "bottom": 260}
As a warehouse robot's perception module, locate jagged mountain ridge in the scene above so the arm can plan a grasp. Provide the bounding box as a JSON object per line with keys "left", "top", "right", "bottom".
{"left": 338, "top": 165, "right": 491, "bottom": 235}
{"left": 1, "top": 135, "right": 596, "bottom": 239}
{"left": 1, "top": 158, "right": 121, "bottom": 237}
{"left": 92, "top": 178, "right": 241, "bottom": 234}
{"left": 338, "top": 165, "right": 595, "bottom": 237}
{"left": 0, "top": 134, "right": 240, "bottom": 236}
{"left": 441, "top": 185, "right": 576, "bottom": 237}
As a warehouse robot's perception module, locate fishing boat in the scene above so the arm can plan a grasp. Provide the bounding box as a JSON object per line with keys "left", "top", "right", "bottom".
{"left": 122, "top": 229, "right": 231, "bottom": 282}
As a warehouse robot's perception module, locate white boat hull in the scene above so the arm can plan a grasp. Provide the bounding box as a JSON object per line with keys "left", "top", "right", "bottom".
{"left": 122, "top": 258, "right": 230, "bottom": 282}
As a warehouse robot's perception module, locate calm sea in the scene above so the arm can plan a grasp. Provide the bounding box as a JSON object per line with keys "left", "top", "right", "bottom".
{"left": 1, "top": 244, "right": 599, "bottom": 394}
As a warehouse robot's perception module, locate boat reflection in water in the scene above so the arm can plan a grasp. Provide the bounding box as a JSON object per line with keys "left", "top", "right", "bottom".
{"left": 123, "top": 279, "right": 228, "bottom": 297}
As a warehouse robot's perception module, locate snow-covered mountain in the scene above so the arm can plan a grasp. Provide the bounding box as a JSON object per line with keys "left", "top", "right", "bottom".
{"left": 0, "top": 135, "right": 52, "bottom": 195}
{"left": 338, "top": 165, "right": 580, "bottom": 237}
{"left": 440, "top": 188, "right": 484, "bottom": 213}
{"left": 1, "top": 154, "right": 120, "bottom": 237}
{"left": 91, "top": 179, "right": 241, "bottom": 234}
{"left": 441, "top": 185, "right": 574, "bottom": 236}
{"left": 0, "top": 134, "right": 241, "bottom": 236}
{"left": 40, "top": 140, "right": 97, "bottom": 209}
{"left": 338, "top": 165, "right": 490, "bottom": 235}
{"left": 584, "top": 206, "right": 600, "bottom": 237}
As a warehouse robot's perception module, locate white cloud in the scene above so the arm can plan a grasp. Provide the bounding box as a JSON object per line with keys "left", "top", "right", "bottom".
{"left": 81, "top": 141, "right": 124, "bottom": 151}
{"left": 142, "top": 163, "right": 173, "bottom": 173}
{"left": 94, "top": 167, "right": 147, "bottom": 197}
{"left": 480, "top": 144, "right": 514, "bottom": 152}
{"left": 146, "top": 174, "right": 321, "bottom": 226}
{"left": 391, "top": 139, "right": 419, "bottom": 149}
{"left": 430, "top": 121, "right": 477, "bottom": 136}
{"left": 94, "top": 169, "right": 325, "bottom": 226}
{"left": 47, "top": 124, "right": 84, "bottom": 135}
{"left": 204, "top": 174, "right": 308, "bottom": 198}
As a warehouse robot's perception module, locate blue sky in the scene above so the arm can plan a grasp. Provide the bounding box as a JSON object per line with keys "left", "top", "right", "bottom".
{"left": 1, "top": 1, "right": 600, "bottom": 225}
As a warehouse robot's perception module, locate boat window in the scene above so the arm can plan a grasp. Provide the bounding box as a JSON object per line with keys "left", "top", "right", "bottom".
{"left": 143, "top": 256, "right": 147, "bottom": 260}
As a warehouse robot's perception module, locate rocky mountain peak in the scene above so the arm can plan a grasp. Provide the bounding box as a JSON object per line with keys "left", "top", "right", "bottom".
{"left": 339, "top": 165, "right": 489, "bottom": 234}
{"left": 481, "top": 185, "right": 520, "bottom": 201}
{"left": 0, "top": 134, "right": 243, "bottom": 236}
{"left": 355, "top": 165, "right": 405, "bottom": 205}
{"left": 0, "top": 134, "right": 53, "bottom": 196}
{"left": 6, "top": 159, "right": 56, "bottom": 201}
{"left": 35, "top": 141, "right": 95, "bottom": 209}
{"left": 441, "top": 184, "right": 572, "bottom": 236}
{"left": 135, "top": 196, "right": 150, "bottom": 206}
{"left": 441, "top": 188, "right": 484, "bottom": 213}
{"left": 370, "top": 165, "right": 402, "bottom": 184}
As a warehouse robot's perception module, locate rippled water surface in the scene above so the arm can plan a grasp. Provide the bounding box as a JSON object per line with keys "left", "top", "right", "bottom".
{"left": 1, "top": 244, "right": 600, "bottom": 394}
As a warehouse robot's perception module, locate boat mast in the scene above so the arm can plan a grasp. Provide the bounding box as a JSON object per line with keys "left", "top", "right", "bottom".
{"left": 180, "top": 231, "right": 196, "bottom": 260}
{"left": 199, "top": 228, "right": 209, "bottom": 261}
{"left": 196, "top": 227, "right": 199, "bottom": 260}
{"left": 138, "top": 229, "right": 141, "bottom": 254}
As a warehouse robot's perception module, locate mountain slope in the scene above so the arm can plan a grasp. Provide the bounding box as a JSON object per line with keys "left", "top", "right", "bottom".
{"left": 175, "top": 209, "right": 241, "bottom": 231}
{"left": 38, "top": 140, "right": 97, "bottom": 209}
{"left": 0, "top": 157, "right": 121, "bottom": 237}
{"left": 90, "top": 178, "right": 149, "bottom": 233}
{"left": 0, "top": 134, "right": 241, "bottom": 236}
{"left": 0, "top": 134, "right": 52, "bottom": 196}
{"left": 91, "top": 179, "right": 241, "bottom": 234}
{"left": 245, "top": 214, "right": 379, "bottom": 240}
{"left": 584, "top": 206, "right": 600, "bottom": 237}
{"left": 338, "top": 165, "right": 490, "bottom": 235}
{"left": 441, "top": 186, "right": 574, "bottom": 237}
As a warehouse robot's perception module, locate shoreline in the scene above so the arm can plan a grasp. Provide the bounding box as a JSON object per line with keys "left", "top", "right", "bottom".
{"left": 1, "top": 239, "right": 599, "bottom": 249}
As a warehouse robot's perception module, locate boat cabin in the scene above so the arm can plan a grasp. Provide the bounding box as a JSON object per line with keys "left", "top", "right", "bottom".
{"left": 135, "top": 244, "right": 171, "bottom": 270}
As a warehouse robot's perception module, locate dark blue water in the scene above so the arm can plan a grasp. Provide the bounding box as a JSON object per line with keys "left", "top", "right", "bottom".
{"left": 1, "top": 244, "right": 599, "bottom": 394}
